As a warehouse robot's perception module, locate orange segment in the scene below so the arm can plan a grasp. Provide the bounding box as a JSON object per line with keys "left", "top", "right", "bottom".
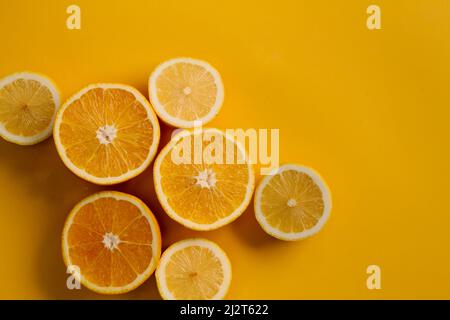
{"left": 119, "top": 243, "right": 153, "bottom": 274}
{"left": 120, "top": 216, "right": 153, "bottom": 244}
{"left": 154, "top": 128, "right": 255, "bottom": 230}
{"left": 62, "top": 191, "right": 161, "bottom": 294}
{"left": 54, "top": 84, "right": 160, "bottom": 185}
{"left": 111, "top": 251, "right": 136, "bottom": 287}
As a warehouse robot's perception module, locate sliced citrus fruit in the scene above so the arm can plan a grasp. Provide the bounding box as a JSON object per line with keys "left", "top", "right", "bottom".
{"left": 148, "top": 58, "right": 224, "bottom": 128}
{"left": 54, "top": 84, "right": 160, "bottom": 185}
{"left": 254, "top": 164, "right": 331, "bottom": 241}
{"left": 153, "top": 128, "right": 254, "bottom": 230}
{"left": 156, "top": 239, "right": 231, "bottom": 300}
{"left": 0, "top": 72, "right": 60, "bottom": 145}
{"left": 62, "top": 191, "right": 161, "bottom": 294}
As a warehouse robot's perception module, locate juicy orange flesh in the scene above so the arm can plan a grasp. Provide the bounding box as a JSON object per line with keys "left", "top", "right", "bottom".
{"left": 165, "top": 246, "right": 224, "bottom": 299}
{"left": 155, "top": 62, "right": 217, "bottom": 121}
{"left": 67, "top": 197, "right": 153, "bottom": 288}
{"left": 159, "top": 132, "right": 249, "bottom": 225}
{"left": 0, "top": 78, "right": 55, "bottom": 136}
{"left": 260, "top": 170, "right": 325, "bottom": 233}
{"left": 59, "top": 88, "right": 154, "bottom": 178}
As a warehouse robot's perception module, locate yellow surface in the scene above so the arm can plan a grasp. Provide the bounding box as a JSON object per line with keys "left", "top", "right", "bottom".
{"left": 0, "top": 0, "right": 449, "bottom": 299}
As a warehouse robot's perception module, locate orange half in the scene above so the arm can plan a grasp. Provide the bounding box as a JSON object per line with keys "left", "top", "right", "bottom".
{"left": 62, "top": 191, "right": 161, "bottom": 294}
{"left": 54, "top": 84, "right": 160, "bottom": 185}
{"left": 153, "top": 128, "right": 254, "bottom": 230}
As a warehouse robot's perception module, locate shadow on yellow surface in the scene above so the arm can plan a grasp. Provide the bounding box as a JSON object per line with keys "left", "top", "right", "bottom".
{"left": 231, "top": 198, "right": 279, "bottom": 248}
{"left": 0, "top": 121, "right": 277, "bottom": 299}
{"left": 0, "top": 137, "right": 163, "bottom": 299}
{"left": 0, "top": 123, "right": 290, "bottom": 299}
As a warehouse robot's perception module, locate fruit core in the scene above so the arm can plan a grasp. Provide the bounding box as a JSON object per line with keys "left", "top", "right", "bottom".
{"left": 96, "top": 124, "right": 117, "bottom": 145}
{"left": 183, "top": 86, "right": 192, "bottom": 95}
{"left": 287, "top": 198, "right": 297, "bottom": 207}
{"left": 195, "top": 169, "right": 217, "bottom": 189}
{"left": 102, "top": 232, "right": 120, "bottom": 251}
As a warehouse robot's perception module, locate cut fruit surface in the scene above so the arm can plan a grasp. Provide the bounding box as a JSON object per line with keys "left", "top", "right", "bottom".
{"left": 62, "top": 191, "right": 161, "bottom": 294}
{"left": 153, "top": 128, "right": 254, "bottom": 230}
{"left": 149, "top": 58, "right": 224, "bottom": 128}
{"left": 156, "top": 239, "right": 231, "bottom": 300}
{"left": 254, "top": 164, "right": 331, "bottom": 241}
{"left": 54, "top": 84, "right": 160, "bottom": 185}
{"left": 0, "top": 72, "right": 60, "bottom": 145}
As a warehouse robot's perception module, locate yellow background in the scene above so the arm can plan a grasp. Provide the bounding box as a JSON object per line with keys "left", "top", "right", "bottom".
{"left": 1, "top": 0, "right": 449, "bottom": 299}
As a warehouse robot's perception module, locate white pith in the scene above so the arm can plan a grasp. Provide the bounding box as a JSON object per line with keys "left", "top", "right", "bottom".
{"left": 287, "top": 198, "right": 297, "bottom": 208}
{"left": 195, "top": 169, "right": 217, "bottom": 189}
{"left": 183, "top": 86, "right": 192, "bottom": 95}
{"left": 96, "top": 124, "right": 117, "bottom": 145}
{"left": 102, "top": 232, "right": 121, "bottom": 251}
